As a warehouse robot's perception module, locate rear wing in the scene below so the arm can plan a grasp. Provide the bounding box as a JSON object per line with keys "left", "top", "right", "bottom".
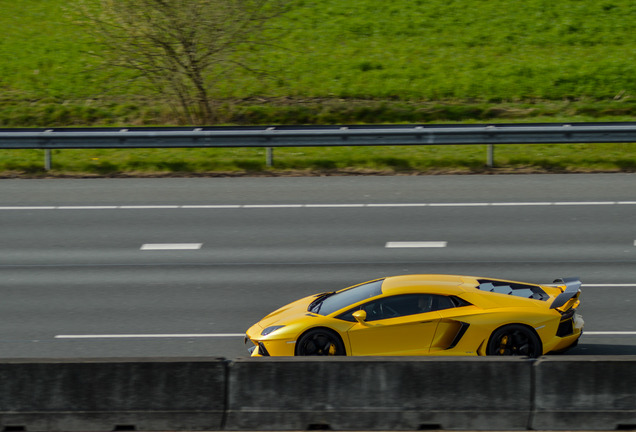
{"left": 550, "top": 277, "right": 581, "bottom": 310}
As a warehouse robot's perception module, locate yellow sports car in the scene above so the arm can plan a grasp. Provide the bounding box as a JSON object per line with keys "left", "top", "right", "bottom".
{"left": 245, "top": 274, "right": 583, "bottom": 357}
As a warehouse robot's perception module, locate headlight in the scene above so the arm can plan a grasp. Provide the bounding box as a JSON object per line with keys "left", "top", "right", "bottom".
{"left": 261, "top": 325, "right": 285, "bottom": 336}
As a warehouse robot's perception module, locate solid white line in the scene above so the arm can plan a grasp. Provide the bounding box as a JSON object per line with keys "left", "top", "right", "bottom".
{"left": 585, "top": 332, "right": 636, "bottom": 335}
{"left": 55, "top": 333, "right": 245, "bottom": 339}
{"left": 554, "top": 201, "right": 617, "bottom": 206}
{"left": 491, "top": 202, "right": 554, "bottom": 206}
{"left": 583, "top": 284, "right": 636, "bottom": 287}
{"left": 0, "top": 206, "right": 57, "bottom": 210}
{"left": 121, "top": 205, "right": 180, "bottom": 209}
{"left": 54, "top": 332, "right": 636, "bottom": 339}
{"left": 386, "top": 241, "right": 448, "bottom": 248}
{"left": 367, "top": 203, "right": 428, "bottom": 207}
{"left": 140, "top": 243, "right": 202, "bottom": 250}
{"left": 2, "top": 201, "right": 636, "bottom": 211}
{"left": 243, "top": 204, "right": 304, "bottom": 208}
{"left": 57, "top": 206, "right": 119, "bottom": 210}
{"left": 305, "top": 204, "right": 366, "bottom": 208}
{"left": 428, "top": 203, "right": 489, "bottom": 207}
{"left": 181, "top": 205, "right": 241, "bottom": 209}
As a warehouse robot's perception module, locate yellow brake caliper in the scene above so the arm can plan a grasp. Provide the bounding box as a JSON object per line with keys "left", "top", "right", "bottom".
{"left": 499, "top": 335, "right": 509, "bottom": 354}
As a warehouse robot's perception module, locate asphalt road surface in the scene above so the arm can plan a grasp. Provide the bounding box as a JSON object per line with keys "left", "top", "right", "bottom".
{"left": 1, "top": 174, "right": 635, "bottom": 359}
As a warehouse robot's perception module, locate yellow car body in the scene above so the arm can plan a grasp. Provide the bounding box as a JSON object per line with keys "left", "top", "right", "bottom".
{"left": 245, "top": 274, "right": 583, "bottom": 357}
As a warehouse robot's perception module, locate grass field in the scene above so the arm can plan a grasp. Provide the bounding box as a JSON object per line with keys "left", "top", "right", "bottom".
{"left": 2, "top": 142, "right": 636, "bottom": 178}
{"left": 1, "top": 0, "right": 635, "bottom": 175}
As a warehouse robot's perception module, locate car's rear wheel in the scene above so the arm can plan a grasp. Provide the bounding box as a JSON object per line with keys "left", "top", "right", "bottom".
{"left": 295, "top": 328, "right": 346, "bottom": 356}
{"left": 487, "top": 324, "right": 542, "bottom": 357}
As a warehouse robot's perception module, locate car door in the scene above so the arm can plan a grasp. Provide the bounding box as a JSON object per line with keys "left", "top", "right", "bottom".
{"left": 340, "top": 294, "right": 442, "bottom": 356}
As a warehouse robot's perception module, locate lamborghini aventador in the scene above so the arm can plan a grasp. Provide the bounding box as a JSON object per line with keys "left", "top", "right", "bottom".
{"left": 245, "top": 274, "right": 583, "bottom": 357}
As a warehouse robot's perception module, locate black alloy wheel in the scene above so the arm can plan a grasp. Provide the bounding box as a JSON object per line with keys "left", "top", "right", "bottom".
{"left": 487, "top": 324, "right": 542, "bottom": 357}
{"left": 295, "top": 328, "right": 346, "bottom": 356}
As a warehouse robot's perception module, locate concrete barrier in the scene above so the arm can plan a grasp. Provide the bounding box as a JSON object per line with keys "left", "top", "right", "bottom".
{"left": 225, "top": 357, "right": 534, "bottom": 430}
{"left": 0, "top": 358, "right": 227, "bottom": 432}
{"left": 532, "top": 356, "right": 636, "bottom": 430}
{"left": 3, "top": 356, "right": 636, "bottom": 431}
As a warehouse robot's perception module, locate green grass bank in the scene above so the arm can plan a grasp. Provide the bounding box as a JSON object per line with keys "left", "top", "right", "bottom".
{"left": 0, "top": 0, "right": 635, "bottom": 176}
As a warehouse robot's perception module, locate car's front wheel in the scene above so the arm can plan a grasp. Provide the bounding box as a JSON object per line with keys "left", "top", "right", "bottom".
{"left": 295, "top": 328, "right": 346, "bottom": 356}
{"left": 486, "top": 324, "right": 542, "bottom": 357}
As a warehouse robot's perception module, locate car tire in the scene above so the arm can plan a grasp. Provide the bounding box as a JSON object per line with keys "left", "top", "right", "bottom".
{"left": 486, "top": 324, "right": 542, "bottom": 357}
{"left": 295, "top": 328, "right": 346, "bottom": 356}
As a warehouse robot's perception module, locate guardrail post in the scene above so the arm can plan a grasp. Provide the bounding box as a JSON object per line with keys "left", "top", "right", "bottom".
{"left": 265, "top": 127, "right": 276, "bottom": 167}
{"left": 487, "top": 144, "right": 494, "bottom": 168}
{"left": 44, "top": 150, "right": 52, "bottom": 171}
{"left": 43, "top": 129, "right": 53, "bottom": 171}
{"left": 266, "top": 147, "right": 273, "bottom": 167}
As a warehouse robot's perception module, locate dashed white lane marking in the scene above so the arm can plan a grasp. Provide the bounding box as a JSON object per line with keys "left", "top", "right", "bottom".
{"left": 2, "top": 201, "right": 636, "bottom": 210}
{"left": 140, "top": 243, "right": 202, "bottom": 250}
{"left": 55, "top": 333, "right": 244, "bottom": 339}
{"left": 385, "top": 241, "right": 448, "bottom": 248}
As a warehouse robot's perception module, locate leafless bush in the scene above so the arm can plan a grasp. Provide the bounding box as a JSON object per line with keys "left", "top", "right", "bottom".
{"left": 77, "top": 0, "right": 290, "bottom": 124}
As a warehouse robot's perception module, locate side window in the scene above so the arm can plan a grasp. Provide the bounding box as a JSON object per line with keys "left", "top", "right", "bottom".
{"left": 337, "top": 294, "right": 457, "bottom": 322}
{"left": 433, "top": 295, "right": 456, "bottom": 311}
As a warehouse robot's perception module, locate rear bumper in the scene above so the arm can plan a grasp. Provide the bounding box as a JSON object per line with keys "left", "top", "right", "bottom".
{"left": 547, "top": 313, "right": 584, "bottom": 353}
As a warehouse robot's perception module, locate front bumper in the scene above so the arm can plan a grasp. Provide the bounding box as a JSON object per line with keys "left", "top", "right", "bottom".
{"left": 247, "top": 341, "right": 271, "bottom": 356}
{"left": 245, "top": 327, "right": 297, "bottom": 356}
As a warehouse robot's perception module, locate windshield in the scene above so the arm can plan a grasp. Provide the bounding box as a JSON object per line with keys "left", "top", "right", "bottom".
{"left": 310, "top": 279, "right": 384, "bottom": 316}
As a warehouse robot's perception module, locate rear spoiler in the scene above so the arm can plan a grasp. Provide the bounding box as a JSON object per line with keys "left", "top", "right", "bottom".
{"left": 550, "top": 277, "right": 581, "bottom": 310}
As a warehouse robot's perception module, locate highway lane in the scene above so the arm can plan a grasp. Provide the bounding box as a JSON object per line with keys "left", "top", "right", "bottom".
{"left": 0, "top": 174, "right": 635, "bottom": 358}
{"left": 3, "top": 173, "right": 636, "bottom": 205}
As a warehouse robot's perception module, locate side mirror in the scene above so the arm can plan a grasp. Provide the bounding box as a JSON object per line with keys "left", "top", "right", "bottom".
{"left": 352, "top": 310, "right": 367, "bottom": 324}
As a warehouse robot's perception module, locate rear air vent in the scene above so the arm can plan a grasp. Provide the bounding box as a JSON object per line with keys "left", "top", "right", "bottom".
{"left": 477, "top": 279, "right": 548, "bottom": 300}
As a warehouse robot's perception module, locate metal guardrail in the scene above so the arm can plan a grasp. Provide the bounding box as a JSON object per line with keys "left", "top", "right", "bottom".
{"left": 1, "top": 122, "right": 635, "bottom": 169}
